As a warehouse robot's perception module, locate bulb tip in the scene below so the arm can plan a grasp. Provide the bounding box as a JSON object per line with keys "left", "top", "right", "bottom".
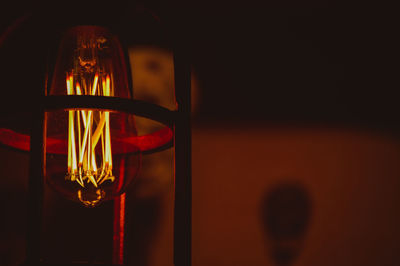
{"left": 77, "top": 188, "right": 105, "bottom": 207}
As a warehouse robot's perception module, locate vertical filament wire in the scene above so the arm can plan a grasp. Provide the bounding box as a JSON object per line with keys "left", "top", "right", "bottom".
{"left": 66, "top": 73, "right": 114, "bottom": 188}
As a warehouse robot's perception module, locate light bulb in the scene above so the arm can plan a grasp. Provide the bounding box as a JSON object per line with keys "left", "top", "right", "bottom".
{"left": 45, "top": 26, "right": 141, "bottom": 207}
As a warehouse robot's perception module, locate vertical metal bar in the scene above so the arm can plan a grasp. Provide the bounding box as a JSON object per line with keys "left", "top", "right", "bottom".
{"left": 112, "top": 194, "right": 126, "bottom": 265}
{"left": 25, "top": 45, "right": 46, "bottom": 264}
{"left": 113, "top": 157, "right": 126, "bottom": 265}
{"left": 25, "top": 107, "right": 45, "bottom": 264}
{"left": 173, "top": 34, "right": 192, "bottom": 266}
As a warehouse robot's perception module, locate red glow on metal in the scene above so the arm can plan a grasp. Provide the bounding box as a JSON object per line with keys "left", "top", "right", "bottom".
{"left": 113, "top": 157, "right": 126, "bottom": 265}
{"left": 0, "top": 127, "right": 172, "bottom": 153}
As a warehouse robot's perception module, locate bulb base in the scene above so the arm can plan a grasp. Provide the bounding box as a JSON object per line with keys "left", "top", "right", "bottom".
{"left": 77, "top": 187, "right": 105, "bottom": 207}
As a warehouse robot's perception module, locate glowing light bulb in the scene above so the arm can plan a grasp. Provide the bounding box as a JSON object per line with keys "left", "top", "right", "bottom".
{"left": 45, "top": 26, "right": 140, "bottom": 207}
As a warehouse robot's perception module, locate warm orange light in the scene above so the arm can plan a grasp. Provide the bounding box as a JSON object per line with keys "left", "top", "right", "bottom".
{"left": 45, "top": 25, "right": 141, "bottom": 208}
{"left": 65, "top": 73, "right": 115, "bottom": 202}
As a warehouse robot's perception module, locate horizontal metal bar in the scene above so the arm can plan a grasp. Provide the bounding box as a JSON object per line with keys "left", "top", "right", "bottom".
{"left": 42, "top": 95, "right": 177, "bottom": 128}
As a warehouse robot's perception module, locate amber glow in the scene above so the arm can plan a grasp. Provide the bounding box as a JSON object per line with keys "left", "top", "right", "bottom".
{"left": 66, "top": 72, "right": 114, "bottom": 203}
{"left": 26, "top": 26, "right": 147, "bottom": 208}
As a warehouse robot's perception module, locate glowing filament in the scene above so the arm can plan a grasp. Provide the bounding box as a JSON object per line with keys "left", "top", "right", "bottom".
{"left": 66, "top": 73, "right": 114, "bottom": 189}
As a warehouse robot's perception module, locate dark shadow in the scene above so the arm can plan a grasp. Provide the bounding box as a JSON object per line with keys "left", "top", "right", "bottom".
{"left": 40, "top": 178, "right": 164, "bottom": 266}
{"left": 124, "top": 179, "right": 163, "bottom": 266}
{"left": 261, "top": 182, "right": 312, "bottom": 266}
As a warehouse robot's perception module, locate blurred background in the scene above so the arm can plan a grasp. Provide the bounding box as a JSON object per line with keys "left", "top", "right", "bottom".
{"left": 0, "top": 0, "right": 399, "bottom": 266}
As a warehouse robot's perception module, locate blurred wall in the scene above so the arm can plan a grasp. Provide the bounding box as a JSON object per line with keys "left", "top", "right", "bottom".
{"left": 192, "top": 126, "right": 400, "bottom": 266}
{"left": 2, "top": 126, "right": 400, "bottom": 266}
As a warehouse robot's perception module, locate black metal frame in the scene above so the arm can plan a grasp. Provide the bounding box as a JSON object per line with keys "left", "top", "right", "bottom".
{"left": 44, "top": 96, "right": 175, "bottom": 127}
{"left": 23, "top": 62, "right": 191, "bottom": 266}
{"left": 173, "top": 44, "right": 192, "bottom": 266}
{"left": 2, "top": 8, "right": 192, "bottom": 266}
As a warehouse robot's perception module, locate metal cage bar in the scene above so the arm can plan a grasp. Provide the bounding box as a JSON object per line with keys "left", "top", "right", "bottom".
{"left": 173, "top": 39, "right": 192, "bottom": 266}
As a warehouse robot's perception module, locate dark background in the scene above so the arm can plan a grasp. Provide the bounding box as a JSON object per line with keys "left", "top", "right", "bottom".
{"left": 0, "top": 0, "right": 397, "bottom": 128}
{"left": 1, "top": 1, "right": 399, "bottom": 266}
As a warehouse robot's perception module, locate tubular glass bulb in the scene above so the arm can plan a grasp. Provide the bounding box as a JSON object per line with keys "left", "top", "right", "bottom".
{"left": 45, "top": 26, "right": 140, "bottom": 207}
